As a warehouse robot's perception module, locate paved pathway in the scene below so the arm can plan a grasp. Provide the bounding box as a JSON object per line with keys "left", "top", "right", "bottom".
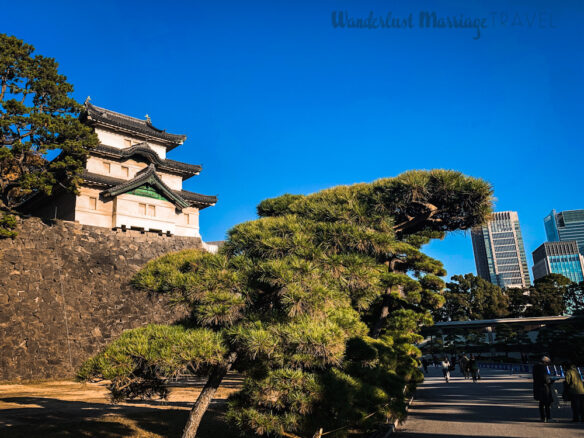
{"left": 396, "top": 366, "right": 583, "bottom": 438}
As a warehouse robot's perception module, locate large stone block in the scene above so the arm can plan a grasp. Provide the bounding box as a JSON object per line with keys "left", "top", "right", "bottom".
{"left": 0, "top": 217, "right": 197, "bottom": 381}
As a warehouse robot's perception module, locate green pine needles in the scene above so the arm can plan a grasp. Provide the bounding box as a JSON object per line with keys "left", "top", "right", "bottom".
{"left": 80, "top": 169, "right": 493, "bottom": 438}
{"left": 0, "top": 34, "right": 98, "bottom": 212}
{"left": 0, "top": 213, "right": 17, "bottom": 238}
{"left": 78, "top": 324, "right": 227, "bottom": 401}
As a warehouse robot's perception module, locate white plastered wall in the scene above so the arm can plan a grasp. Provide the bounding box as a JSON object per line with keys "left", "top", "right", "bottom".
{"left": 86, "top": 156, "right": 147, "bottom": 180}
{"left": 86, "top": 157, "right": 183, "bottom": 191}
{"left": 159, "top": 173, "right": 182, "bottom": 191}
{"left": 74, "top": 188, "right": 200, "bottom": 237}
{"left": 113, "top": 194, "right": 177, "bottom": 234}
{"left": 75, "top": 187, "right": 114, "bottom": 228}
{"left": 95, "top": 127, "right": 168, "bottom": 159}
{"left": 175, "top": 207, "right": 201, "bottom": 238}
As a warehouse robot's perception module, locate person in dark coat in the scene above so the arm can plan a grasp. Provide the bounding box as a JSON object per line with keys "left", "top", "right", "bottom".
{"left": 459, "top": 354, "right": 470, "bottom": 379}
{"left": 421, "top": 357, "right": 429, "bottom": 374}
{"left": 469, "top": 355, "right": 479, "bottom": 382}
{"left": 533, "top": 356, "right": 553, "bottom": 422}
{"left": 564, "top": 361, "right": 584, "bottom": 422}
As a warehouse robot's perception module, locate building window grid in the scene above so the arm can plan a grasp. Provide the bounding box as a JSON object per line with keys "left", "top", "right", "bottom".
{"left": 492, "top": 238, "right": 517, "bottom": 246}
{"left": 495, "top": 255, "right": 521, "bottom": 263}
{"left": 496, "top": 245, "right": 518, "bottom": 251}
{"left": 476, "top": 213, "right": 530, "bottom": 288}
{"left": 548, "top": 261, "right": 583, "bottom": 283}
{"left": 138, "top": 203, "right": 156, "bottom": 217}
{"left": 492, "top": 231, "right": 514, "bottom": 238}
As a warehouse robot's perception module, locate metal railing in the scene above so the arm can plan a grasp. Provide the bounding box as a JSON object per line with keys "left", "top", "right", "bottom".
{"left": 477, "top": 361, "right": 584, "bottom": 380}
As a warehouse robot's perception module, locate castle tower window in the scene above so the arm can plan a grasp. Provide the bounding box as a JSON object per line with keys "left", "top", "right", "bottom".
{"left": 103, "top": 162, "right": 111, "bottom": 173}
{"left": 139, "top": 203, "right": 146, "bottom": 215}
{"left": 186, "top": 213, "right": 190, "bottom": 225}
{"left": 89, "top": 197, "right": 97, "bottom": 210}
{"left": 147, "top": 205, "right": 156, "bottom": 217}
{"left": 121, "top": 166, "right": 129, "bottom": 177}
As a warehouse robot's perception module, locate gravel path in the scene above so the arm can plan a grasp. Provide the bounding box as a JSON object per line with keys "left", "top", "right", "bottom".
{"left": 396, "top": 367, "right": 584, "bottom": 438}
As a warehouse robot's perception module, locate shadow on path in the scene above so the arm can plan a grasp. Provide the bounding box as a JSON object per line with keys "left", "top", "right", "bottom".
{"left": 0, "top": 395, "right": 236, "bottom": 438}
{"left": 395, "top": 368, "right": 583, "bottom": 438}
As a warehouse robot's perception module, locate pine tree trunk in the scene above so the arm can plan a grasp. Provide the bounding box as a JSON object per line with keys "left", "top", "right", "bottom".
{"left": 181, "top": 351, "right": 238, "bottom": 438}
{"left": 372, "top": 294, "right": 391, "bottom": 338}
{"left": 372, "top": 260, "right": 404, "bottom": 339}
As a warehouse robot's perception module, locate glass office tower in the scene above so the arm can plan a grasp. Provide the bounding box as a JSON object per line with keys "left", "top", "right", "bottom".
{"left": 544, "top": 209, "right": 584, "bottom": 255}
{"left": 471, "top": 211, "right": 531, "bottom": 289}
{"left": 532, "top": 241, "right": 584, "bottom": 283}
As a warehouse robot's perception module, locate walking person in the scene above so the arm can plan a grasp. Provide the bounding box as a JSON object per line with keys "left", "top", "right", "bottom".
{"left": 441, "top": 357, "right": 451, "bottom": 383}
{"left": 564, "top": 361, "right": 584, "bottom": 422}
{"left": 533, "top": 356, "right": 553, "bottom": 422}
{"left": 421, "top": 357, "right": 429, "bottom": 374}
{"left": 469, "top": 355, "right": 479, "bottom": 383}
{"left": 459, "top": 354, "right": 470, "bottom": 379}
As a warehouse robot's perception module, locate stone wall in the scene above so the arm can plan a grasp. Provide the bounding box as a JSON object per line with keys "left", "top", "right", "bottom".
{"left": 0, "top": 217, "right": 201, "bottom": 381}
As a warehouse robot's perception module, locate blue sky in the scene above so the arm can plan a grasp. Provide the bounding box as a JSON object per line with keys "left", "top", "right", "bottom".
{"left": 4, "top": 0, "right": 583, "bottom": 280}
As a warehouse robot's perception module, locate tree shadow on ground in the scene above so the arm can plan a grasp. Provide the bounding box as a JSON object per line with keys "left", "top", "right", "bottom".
{"left": 396, "top": 369, "right": 584, "bottom": 437}
{"left": 396, "top": 434, "right": 529, "bottom": 438}
{"left": 0, "top": 396, "right": 238, "bottom": 438}
{"left": 166, "top": 374, "right": 243, "bottom": 389}
{"left": 409, "top": 378, "right": 576, "bottom": 425}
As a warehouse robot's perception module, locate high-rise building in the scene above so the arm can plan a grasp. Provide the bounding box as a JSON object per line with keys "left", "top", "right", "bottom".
{"left": 532, "top": 241, "right": 584, "bottom": 283}
{"left": 544, "top": 209, "right": 584, "bottom": 255}
{"left": 471, "top": 211, "right": 531, "bottom": 289}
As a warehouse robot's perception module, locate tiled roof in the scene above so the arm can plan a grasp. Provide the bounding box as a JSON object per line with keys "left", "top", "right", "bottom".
{"left": 82, "top": 170, "right": 217, "bottom": 209}
{"left": 101, "top": 164, "right": 189, "bottom": 209}
{"left": 176, "top": 190, "right": 218, "bottom": 205}
{"left": 84, "top": 102, "right": 186, "bottom": 150}
{"left": 92, "top": 144, "right": 201, "bottom": 178}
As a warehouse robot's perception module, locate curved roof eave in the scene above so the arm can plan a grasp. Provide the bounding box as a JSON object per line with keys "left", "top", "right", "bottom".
{"left": 101, "top": 164, "right": 190, "bottom": 209}
{"left": 84, "top": 102, "right": 186, "bottom": 150}
{"left": 92, "top": 144, "right": 202, "bottom": 178}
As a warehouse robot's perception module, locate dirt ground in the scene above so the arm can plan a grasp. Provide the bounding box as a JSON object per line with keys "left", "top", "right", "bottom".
{"left": 0, "top": 375, "right": 243, "bottom": 437}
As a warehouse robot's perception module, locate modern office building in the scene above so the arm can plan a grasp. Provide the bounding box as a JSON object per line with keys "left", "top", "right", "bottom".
{"left": 532, "top": 241, "right": 584, "bottom": 283}
{"left": 471, "top": 211, "right": 531, "bottom": 289}
{"left": 544, "top": 209, "right": 584, "bottom": 255}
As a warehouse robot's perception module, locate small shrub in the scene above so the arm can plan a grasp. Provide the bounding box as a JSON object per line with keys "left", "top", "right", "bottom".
{"left": 0, "top": 213, "right": 17, "bottom": 238}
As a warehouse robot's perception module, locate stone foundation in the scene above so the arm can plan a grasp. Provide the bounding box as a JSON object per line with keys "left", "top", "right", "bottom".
{"left": 0, "top": 217, "right": 200, "bottom": 381}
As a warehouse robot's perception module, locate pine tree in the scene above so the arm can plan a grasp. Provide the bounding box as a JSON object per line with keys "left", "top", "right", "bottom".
{"left": 0, "top": 34, "right": 97, "bottom": 235}
{"left": 436, "top": 273, "right": 510, "bottom": 321}
{"left": 79, "top": 169, "right": 493, "bottom": 437}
